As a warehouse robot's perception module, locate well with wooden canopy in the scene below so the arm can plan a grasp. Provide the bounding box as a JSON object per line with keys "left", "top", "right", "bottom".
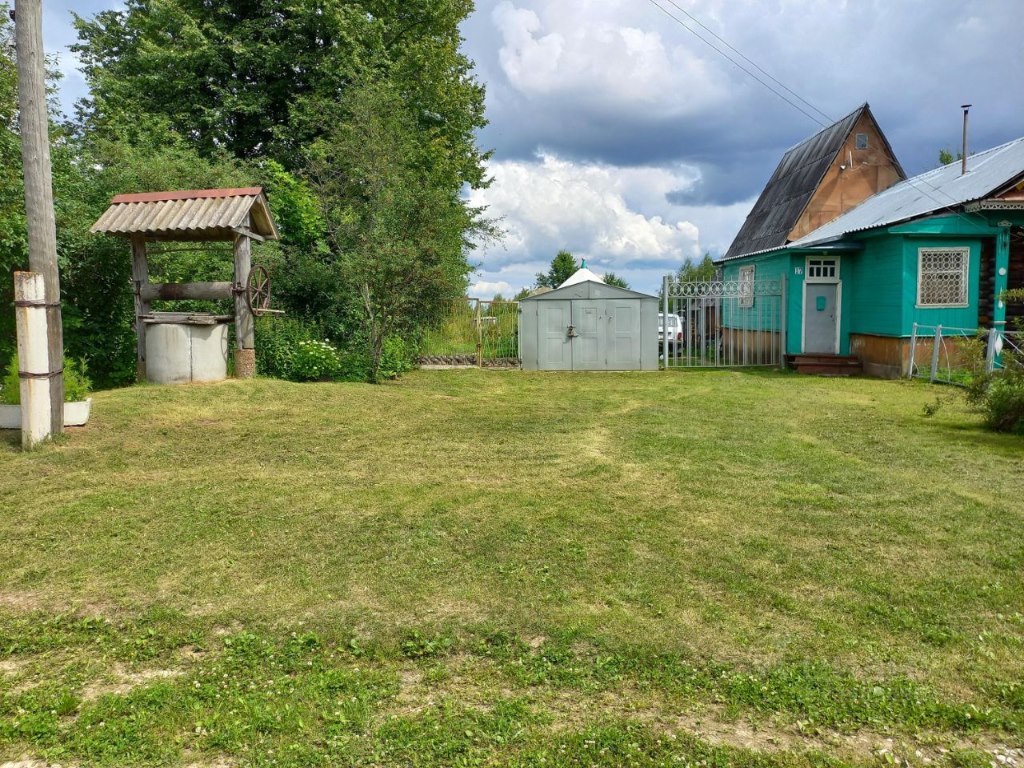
{"left": 91, "top": 187, "right": 280, "bottom": 383}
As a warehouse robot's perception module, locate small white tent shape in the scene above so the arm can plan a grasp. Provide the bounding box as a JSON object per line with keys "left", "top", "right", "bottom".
{"left": 559, "top": 263, "right": 605, "bottom": 288}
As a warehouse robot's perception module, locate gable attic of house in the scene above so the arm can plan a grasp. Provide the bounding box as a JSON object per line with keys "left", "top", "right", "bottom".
{"left": 725, "top": 103, "right": 905, "bottom": 260}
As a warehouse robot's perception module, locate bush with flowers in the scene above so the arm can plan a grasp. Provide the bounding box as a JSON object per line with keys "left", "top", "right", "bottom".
{"left": 289, "top": 339, "right": 342, "bottom": 381}
{"left": 254, "top": 316, "right": 416, "bottom": 382}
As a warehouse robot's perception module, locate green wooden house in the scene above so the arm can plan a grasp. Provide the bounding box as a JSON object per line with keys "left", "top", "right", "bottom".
{"left": 718, "top": 136, "right": 1024, "bottom": 377}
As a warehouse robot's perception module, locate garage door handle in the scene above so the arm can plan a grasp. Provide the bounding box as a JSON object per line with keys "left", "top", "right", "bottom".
{"left": 567, "top": 325, "right": 578, "bottom": 338}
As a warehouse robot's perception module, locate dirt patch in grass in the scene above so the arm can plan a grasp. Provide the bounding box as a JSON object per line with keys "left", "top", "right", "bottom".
{"left": 80, "top": 663, "right": 183, "bottom": 702}
{"left": 382, "top": 652, "right": 1024, "bottom": 767}
{"left": 0, "top": 658, "right": 26, "bottom": 676}
{"left": 0, "top": 591, "right": 44, "bottom": 613}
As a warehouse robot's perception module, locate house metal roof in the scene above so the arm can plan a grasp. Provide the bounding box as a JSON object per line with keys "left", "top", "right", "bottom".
{"left": 90, "top": 187, "right": 279, "bottom": 241}
{"left": 723, "top": 104, "right": 904, "bottom": 260}
{"left": 788, "top": 136, "right": 1024, "bottom": 248}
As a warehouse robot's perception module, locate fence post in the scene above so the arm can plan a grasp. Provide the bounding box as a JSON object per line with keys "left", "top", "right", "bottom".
{"left": 930, "top": 324, "right": 942, "bottom": 382}
{"left": 475, "top": 299, "right": 483, "bottom": 368}
{"left": 908, "top": 322, "right": 918, "bottom": 378}
{"left": 779, "top": 275, "right": 787, "bottom": 370}
{"left": 662, "top": 275, "right": 669, "bottom": 369}
{"left": 14, "top": 271, "right": 52, "bottom": 449}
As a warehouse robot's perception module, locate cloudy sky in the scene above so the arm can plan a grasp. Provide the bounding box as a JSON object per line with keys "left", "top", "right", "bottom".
{"left": 42, "top": 0, "right": 1024, "bottom": 296}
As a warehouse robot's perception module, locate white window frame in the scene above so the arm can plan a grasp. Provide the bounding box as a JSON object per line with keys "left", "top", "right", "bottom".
{"left": 916, "top": 247, "right": 969, "bottom": 308}
{"left": 804, "top": 256, "right": 840, "bottom": 283}
{"left": 738, "top": 265, "right": 755, "bottom": 308}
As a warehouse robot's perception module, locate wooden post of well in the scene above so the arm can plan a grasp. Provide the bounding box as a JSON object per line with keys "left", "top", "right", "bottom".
{"left": 15, "top": 0, "right": 63, "bottom": 434}
{"left": 233, "top": 234, "right": 255, "bottom": 377}
{"left": 14, "top": 272, "right": 50, "bottom": 448}
{"left": 130, "top": 235, "right": 150, "bottom": 381}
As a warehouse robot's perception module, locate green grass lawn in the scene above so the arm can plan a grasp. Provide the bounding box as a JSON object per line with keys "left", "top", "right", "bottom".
{"left": 1, "top": 369, "right": 1022, "bottom": 767}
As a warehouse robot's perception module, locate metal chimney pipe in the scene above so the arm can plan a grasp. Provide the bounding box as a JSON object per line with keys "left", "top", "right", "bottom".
{"left": 961, "top": 104, "right": 971, "bottom": 175}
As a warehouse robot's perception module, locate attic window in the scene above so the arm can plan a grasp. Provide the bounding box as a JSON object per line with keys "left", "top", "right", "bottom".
{"left": 855, "top": 133, "right": 869, "bottom": 150}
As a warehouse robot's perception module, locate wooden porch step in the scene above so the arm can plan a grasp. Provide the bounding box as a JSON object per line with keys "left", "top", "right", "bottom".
{"left": 786, "top": 354, "right": 863, "bottom": 377}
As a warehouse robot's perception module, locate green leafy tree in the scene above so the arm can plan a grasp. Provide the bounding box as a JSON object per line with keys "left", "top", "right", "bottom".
{"left": 677, "top": 253, "right": 718, "bottom": 283}
{"left": 939, "top": 148, "right": 963, "bottom": 166}
{"left": 602, "top": 271, "right": 630, "bottom": 289}
{"left": 536, "top": 250, "right": 578, "bottom": 288}
{"left": 306, "top": 82, "right": 492, "bottom": 382}
{"left": 72, "top": 0, "right": 489, "bottom": 186}
{"left": 72, "top": 0, "right": 494, "bottom": 383}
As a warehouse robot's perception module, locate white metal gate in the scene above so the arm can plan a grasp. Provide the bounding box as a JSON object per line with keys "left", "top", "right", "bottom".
{"left": 661, "top": 276, "right": 787, "bottom": 369}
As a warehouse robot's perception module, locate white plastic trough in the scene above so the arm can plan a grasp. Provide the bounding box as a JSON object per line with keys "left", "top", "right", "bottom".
{"left": 0, "top": 398, "right": 92, "bottom": 429}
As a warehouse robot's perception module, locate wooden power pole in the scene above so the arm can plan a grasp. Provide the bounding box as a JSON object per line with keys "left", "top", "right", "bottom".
{"left": 14, "top": 0, "right": 63, "bottom": 436}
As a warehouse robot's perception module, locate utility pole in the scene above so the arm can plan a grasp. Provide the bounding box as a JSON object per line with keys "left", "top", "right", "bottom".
{"left": 14, "top": 0, "right": 64, "bottom": 436}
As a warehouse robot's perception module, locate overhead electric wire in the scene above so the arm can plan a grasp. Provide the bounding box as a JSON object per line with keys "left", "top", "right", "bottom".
{"left": 644, "top": 0, "right": 992, "bottom": 232}
{"left": 656, "top": 0, "right": 834, "bottom": 125}
{"left": 644, "top": 0, "right": 830, "bottom": 129}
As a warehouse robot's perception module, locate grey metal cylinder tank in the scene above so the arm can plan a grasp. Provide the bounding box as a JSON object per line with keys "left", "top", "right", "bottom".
{"left": 145, "top": 323, "right": 229, "bottom": 384}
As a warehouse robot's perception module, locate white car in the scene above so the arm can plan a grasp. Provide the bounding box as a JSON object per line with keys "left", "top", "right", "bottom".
{"left": 658, "top": 312, "right": 684, "bottom": 357}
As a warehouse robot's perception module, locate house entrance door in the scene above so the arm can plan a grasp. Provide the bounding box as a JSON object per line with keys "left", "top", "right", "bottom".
{"left": 804, "top": 283, "right": 838, "bottom": 354}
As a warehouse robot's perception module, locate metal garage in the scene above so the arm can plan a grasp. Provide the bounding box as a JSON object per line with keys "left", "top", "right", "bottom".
{"left": 519, "top": 271, "right": 659, "bottom": 371}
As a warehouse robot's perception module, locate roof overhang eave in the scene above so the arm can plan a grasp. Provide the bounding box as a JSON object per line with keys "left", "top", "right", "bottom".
{"left": 714, "top": 244, "right": 790, "bottom": 264}
{"left": 788, "top": 238, "right": 864, "bottom": 253}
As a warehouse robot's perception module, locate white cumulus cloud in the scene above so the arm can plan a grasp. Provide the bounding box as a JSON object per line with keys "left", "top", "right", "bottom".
{"left": 491, "top": 0, "right": 728, "bottom": 119}
{"left": 469, "top": 280, "right": 516, "bottom": 299}
{"left": 468, "top": 152, "right": 718, "bottom": 295}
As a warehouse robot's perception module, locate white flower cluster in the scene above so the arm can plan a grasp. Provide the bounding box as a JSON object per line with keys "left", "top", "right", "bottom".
{"left": 293, "top": 340, "right": 341, "bottom": 380}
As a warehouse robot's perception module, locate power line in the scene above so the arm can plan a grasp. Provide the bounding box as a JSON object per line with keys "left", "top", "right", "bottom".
{"left": 644, "top": 0, "right": 992, "bottom": 232}
{"left": 656, "top": 0, "right": 833, "bottom": 125}
{"left": 643, "top": 0, "right": 830, "bottom": 129}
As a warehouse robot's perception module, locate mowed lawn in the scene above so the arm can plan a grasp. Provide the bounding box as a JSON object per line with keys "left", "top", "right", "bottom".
{"left": 0, "top": 370, "right": 1022, "bottom": 767}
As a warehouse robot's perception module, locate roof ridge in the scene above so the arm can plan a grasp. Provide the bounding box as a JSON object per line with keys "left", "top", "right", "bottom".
{"left": 780, "top": 102, "right": 868, "bottom": 156}
{"left": 110, "top": 187, "right": 264, "bottom": 205}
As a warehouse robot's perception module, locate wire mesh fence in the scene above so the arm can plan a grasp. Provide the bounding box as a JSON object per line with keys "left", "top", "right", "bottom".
{"left": 907, "top": 323, "right": 1022, "bottom": 385}
{"left": 419, "top": 299, "right": 520, "bottom": 367}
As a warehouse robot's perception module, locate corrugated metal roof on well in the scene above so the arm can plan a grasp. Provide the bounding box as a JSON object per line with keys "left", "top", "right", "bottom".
{"left": 90, "top": 188, "right": 274, "bottom": 238}
{"left": 91, "top": 194, "right": 257, "bottom": 236}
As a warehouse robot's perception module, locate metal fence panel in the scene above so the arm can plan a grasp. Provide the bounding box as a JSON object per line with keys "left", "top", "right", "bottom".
{"left": 420, "top": 299, "right": 520, "bottom": 367}
{"left": 661, "top": 277, "right": 786, "bottom": 369}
